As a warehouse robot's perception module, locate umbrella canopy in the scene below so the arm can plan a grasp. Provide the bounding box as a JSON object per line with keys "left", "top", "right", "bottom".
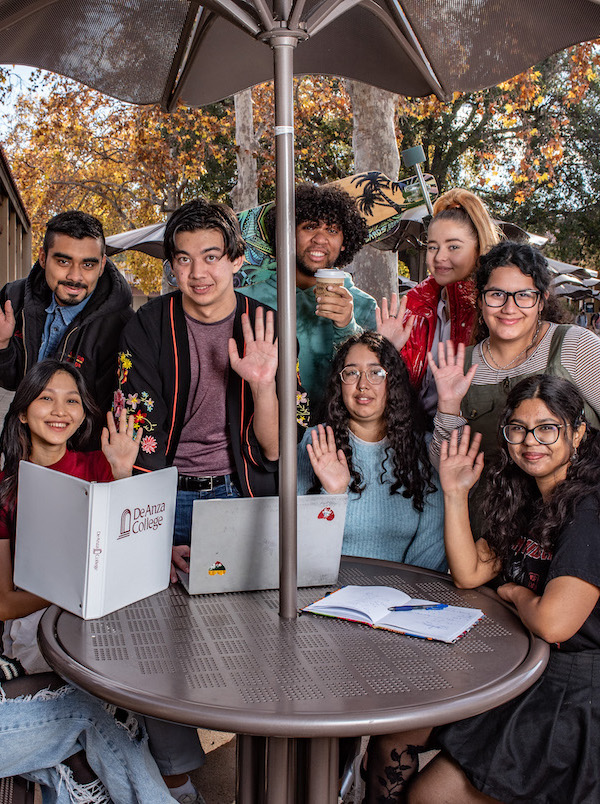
{"left": 2, "top": 1, "right": 600, "bottom": 107}
{"left": 4, "top": 0, "right": 600, "bottom": 618}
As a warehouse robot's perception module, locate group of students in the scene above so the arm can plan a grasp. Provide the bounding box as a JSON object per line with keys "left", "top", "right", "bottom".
{"left": 1, "top": 185, "right": 600, "bottom": 804}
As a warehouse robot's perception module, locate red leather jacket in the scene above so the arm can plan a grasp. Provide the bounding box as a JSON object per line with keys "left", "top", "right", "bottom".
{"left": 401, "top": 276, "right": 476, "bottom": 388}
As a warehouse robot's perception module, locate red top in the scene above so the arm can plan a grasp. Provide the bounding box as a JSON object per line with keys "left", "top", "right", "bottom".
{"left": 0, "top": 450, "right": 113, "bottom": 545}
{"left": 401, "top": 276, "right": 477, "bottom": 389}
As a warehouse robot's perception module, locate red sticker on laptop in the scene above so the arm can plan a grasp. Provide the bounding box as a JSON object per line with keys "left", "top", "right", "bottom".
{"left": 318, "top": 507, "right": 335, "bottom": 521}
{"left": 208, "top": 561, "right": 226, "bottom": 576}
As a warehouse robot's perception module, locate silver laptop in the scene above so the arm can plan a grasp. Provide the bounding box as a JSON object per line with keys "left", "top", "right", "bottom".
{"left": 178, "top": 494, "right": 348, "bottom": 594}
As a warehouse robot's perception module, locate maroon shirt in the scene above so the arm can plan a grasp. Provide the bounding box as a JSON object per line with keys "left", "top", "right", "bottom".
{"left": 173, "top": 311, "right": 236, "bottom": 477}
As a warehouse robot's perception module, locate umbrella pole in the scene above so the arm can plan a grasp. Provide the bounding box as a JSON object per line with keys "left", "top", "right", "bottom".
{"left": 272, "top": 31, "right": 300, "bottom": 620}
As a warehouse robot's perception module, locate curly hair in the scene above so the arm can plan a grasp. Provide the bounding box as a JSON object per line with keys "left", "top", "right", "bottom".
{"left": 266, "top": 183, "right": 368, "bottom": 267}
{"left": 479, "top": 375, "right": 600, "bottom": 574}
{"left": 308, "top": 332, "right": 436, "bottom": 510}
{"left": 163, "top": 198, "right": 245, "bottom": 266}
{"left": 429, "top": 188, "right": 501, "bottom": 259}
{"left": 471, "top": 241, "right": 571, "bottom": 342}
{"left": 0, "top": 360, "right": 100, "bottom": 508}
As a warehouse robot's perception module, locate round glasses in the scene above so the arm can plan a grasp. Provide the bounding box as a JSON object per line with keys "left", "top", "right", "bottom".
{"left": 339, "top": 367, "right": 388, "bottom": 385}
{"left": 482, "top": 289, "right": 541, "bottom": 308}
{"left": 502, "top": 423, "right": 564, "bottom": 445}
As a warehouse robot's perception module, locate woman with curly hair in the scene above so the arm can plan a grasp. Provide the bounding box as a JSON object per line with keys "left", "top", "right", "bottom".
{"left": 297, "top": 331, "right": 445, "bottom": 570}
{"left": 430, "top": 241, "right": 600, "bottom": 469}
{"left": 364, "top": 375, "right": 600, "bottom": 803}
{"left": 380, "top": 188, "right": 501, "bottom": 418}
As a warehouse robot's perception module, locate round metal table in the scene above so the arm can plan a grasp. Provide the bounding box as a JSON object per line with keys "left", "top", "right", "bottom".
{"left": 39, "top": 557, "right": 549, "bottom": 803}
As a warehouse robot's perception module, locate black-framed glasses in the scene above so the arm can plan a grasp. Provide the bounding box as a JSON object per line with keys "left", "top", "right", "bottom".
{"left": 502, "top": 423, "right": 565, "bottom": 445}
{"left": 482, "top": 289, "right": 541, "bottom": 308}
{"left": 339, "top": 367, "right": 388, "bottom": 385}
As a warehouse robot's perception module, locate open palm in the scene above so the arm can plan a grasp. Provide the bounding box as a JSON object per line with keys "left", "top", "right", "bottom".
{"left": 438, "top": 425, "right": 484, "bottom": 496}
{"left": 229, "top": 308, "right": 278, "bottom": 386}
{"left": 376, "top": 292, "right": 415, "bottom": 352}
{"left": 306, "top": 424, "right": 350, "bottom": 494}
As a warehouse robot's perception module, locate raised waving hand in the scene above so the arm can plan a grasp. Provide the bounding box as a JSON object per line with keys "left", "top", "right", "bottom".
{"left": 101, "top": 409, "right": 142, "bottom": 480}
{"left": 306, "top": 424, "right": 350, "bottom": 495}
{"left": 438, "top": 425, "right": 484, "bottom": 498}
{"left": 376, "top": 292, "right": 415, "bottom": 352}
{"left": 427, "top": 341, "right": 477, "bottom": 416}
{"left": 228, "top": 307, "right": 278, "bottom": 388}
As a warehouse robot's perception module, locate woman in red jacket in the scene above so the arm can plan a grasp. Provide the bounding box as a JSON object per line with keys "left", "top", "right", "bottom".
{"left": 380, "top": 189, "right": 500, "bottom": 419}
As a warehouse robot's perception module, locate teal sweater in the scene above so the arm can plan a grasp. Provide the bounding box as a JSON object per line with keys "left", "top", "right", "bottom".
{"left": 298, "top": 429, "right": 447, "bottom": 571}
{"left": 239, "top": 272, "right": 377, "bottom": 412}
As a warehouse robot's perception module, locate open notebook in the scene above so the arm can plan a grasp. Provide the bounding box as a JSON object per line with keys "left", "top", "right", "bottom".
{"left": 303, "top": 585, "right": 484, "bottom": 643}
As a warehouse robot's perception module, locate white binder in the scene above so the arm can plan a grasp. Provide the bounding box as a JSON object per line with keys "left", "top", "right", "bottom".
{"left": 14, "top": 462, "right": 177, "bottom": 619}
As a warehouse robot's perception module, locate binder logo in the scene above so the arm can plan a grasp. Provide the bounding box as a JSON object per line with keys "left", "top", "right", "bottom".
{"left": 119, "top": 509, "right": 132, "bottom": 539}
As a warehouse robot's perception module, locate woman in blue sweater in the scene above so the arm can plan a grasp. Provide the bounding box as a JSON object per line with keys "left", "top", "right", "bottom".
{"left": 297, "top": 331, "right": 446, "bottom": 570}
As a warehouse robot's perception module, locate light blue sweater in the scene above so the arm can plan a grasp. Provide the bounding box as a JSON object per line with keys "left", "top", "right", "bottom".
{"left": 298, "top": 429, "right": 447, "bottom": 571}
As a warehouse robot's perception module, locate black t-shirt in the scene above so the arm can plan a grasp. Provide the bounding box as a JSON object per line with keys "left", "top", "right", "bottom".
{"left": 505, "top": 494, "right": 600, "bottom": 652}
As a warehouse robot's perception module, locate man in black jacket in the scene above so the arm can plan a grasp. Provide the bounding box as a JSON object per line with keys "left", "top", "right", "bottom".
{"left": 0, "top": 211, "right": 132, "bottom": 414}
{"left": 115, "top": 198, "right": 281, "bottom": 804}
{"left": 116, "top": 198, "right": 281, "bottom": 529}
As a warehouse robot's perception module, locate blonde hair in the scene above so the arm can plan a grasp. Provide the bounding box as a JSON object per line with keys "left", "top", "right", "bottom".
{"left": 430, "top": 188, "right": 501, "bottom": 257}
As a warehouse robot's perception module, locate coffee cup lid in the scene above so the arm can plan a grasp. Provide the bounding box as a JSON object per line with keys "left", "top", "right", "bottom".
{"left": 313, "top": 269, "right": 346, "bottom": 279}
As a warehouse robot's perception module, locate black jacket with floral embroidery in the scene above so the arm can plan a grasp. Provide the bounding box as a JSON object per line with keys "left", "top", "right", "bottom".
{"left": 116, "top": 291, "right": 285, "bottom": 497}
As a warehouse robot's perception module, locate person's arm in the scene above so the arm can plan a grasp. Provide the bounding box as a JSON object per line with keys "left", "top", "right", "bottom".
{"left": 100, "top": 410, "right": 142, "bottom": 480}
{"left": 561, "top": 326, "right": 600, "bottom": 421}
{"left": 498, "top": 576, "right": 600, "bottom": 643}
{"left": 439, "top": 426, "right": 500, "bottom": 588}
{"left": 305, "top": 424, "right": 350, "bottom": 494}
{"left": 0, "top": 540, "right": 48, "bottom": 621}
{"left": 228, "top": 307, "right": 279, "bottom": 461}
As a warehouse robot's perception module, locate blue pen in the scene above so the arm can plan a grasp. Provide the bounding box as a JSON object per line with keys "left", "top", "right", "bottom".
{"left": 388, "top": 603, "right": 448, "bottom": 612}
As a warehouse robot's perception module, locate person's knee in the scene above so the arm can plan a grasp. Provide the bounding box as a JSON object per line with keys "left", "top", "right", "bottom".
{"left": 407, "top": 753, "right": 470, "bottom": 804}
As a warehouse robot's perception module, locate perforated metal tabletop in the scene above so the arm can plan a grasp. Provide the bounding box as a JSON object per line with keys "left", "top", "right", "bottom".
{"left": 39, "top": 558, "right": 549, "bottom": 802}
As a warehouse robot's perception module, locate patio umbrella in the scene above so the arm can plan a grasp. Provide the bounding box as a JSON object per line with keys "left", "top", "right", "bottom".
{"left": 4, "top": 1, "right": 600, "bottom": 618}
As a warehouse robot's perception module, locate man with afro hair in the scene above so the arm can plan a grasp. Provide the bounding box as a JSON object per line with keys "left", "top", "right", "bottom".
{"left": 239, "top": 183, "right": 376, "bottom": 416}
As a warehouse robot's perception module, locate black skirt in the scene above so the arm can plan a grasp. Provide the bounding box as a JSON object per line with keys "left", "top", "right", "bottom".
{"left": 433, "top": 649, "right": 600, "bottom": 803}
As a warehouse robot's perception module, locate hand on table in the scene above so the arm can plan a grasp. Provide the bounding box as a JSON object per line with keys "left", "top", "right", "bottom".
{"left": 171, "top": 545, "right": 190, "bottom": 584}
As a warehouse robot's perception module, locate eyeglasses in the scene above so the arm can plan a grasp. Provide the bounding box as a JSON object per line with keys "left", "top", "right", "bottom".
{"left": 502, "top": 423, "right": 565, "bottom": 445}
{"left": 339, "top": 367, "right": 388, "bottom": 385}
{"left": 482, "top": 289, "right": 541, "bottom": 308}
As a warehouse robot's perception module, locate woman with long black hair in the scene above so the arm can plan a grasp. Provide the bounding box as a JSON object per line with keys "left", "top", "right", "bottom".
{"left": 297, "top": 331, "right": 445, "bottom": 570}
{"left": 364, "top": 374, "right": 600, "bottom": 803}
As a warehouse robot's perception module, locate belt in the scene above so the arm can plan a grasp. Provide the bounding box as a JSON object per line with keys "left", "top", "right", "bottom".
{"left": 177, "top": 473, "right": 237, "bottom": 492}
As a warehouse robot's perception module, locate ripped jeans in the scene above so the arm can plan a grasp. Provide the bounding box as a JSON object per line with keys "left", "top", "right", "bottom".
{"left": 0, "top": 675, "right": 173, "bottom": 804}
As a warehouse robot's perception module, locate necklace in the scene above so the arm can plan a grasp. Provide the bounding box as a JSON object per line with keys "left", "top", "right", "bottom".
{"left": 484, "top": 320, "right": 542, "bottom": 372}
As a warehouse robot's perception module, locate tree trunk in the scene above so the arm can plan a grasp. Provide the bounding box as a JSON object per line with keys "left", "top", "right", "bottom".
{"left": 230, "top": 89, "right": 258, "bottom": 212}
{"left": 346, "top": 80, "right": 399, "bottom": 303}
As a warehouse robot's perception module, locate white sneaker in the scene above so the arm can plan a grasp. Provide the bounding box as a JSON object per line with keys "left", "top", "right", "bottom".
{"left": 175, "top": 790, "right": 207, "bottom": 804}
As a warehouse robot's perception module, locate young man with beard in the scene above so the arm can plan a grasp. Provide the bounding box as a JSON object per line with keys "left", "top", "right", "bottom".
{"left": 239, "top": 183, "right": 377, "bottom": 416}
{"left": 0, "top": 211, "right": 132, "bottom": 415}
